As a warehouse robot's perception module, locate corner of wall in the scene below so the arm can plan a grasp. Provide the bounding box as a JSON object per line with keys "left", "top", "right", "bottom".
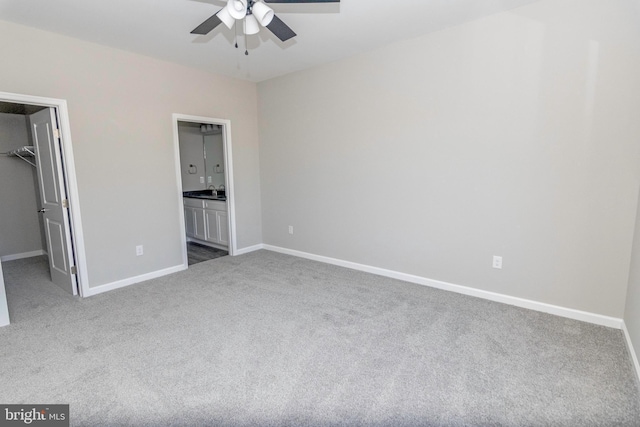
{"left": 622, "top": 321, "right": 640, "bottom": 385}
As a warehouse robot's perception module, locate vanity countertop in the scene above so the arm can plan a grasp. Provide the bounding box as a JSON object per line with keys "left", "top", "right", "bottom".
{"left": 183, "top": 190, "right": 226, "bottom": 201}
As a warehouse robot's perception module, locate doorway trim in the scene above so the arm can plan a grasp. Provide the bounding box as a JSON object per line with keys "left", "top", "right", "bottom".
{"left": 0, "top": 91, "right": 89, "bottom": 297}
{"left": 172, "top": 114, "right": 237, "bottom": 266}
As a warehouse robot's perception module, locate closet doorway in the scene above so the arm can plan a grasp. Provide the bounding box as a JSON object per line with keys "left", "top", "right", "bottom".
{"left": 0, "top": 92, "right": 87, "bottom": 298}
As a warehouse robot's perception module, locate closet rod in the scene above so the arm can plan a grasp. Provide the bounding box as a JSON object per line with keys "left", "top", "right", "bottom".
{"left": 1, "top": 145, "right": 36, "bottom": 167}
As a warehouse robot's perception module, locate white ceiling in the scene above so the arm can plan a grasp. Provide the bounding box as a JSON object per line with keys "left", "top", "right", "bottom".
{"left": 0, "top": 0, "right": 540, "bottom": 82}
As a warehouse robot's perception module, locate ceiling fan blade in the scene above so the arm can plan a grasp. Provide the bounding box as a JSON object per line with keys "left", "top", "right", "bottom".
{"left": 265, "top": 0, "right": 339, "bottom": 2}
{"left": 191, "top": 12, "right": 223, "bottom": 35}
{"left": 266, "top": 15, "right": 297, "bottom": 42}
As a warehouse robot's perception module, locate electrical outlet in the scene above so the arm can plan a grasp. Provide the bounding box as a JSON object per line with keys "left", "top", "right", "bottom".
{"left": 288, "top": 226, "right": 294, "bottom": 235}
{"left": 136, "top": 245, "right": 144, "bottom": 256}
{"left": 200, "top": 176, "right": 205, "bottom": 184}
{"left": 207, "top": 176, "right": 212, "bottom": 183}
{"left": 492, "top": 256, "right": 502, "bottom": 269}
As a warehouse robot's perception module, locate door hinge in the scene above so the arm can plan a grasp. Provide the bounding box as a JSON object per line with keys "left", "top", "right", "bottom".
{"left": 62, "top": 199, "right": 69, "bottom": 208}
{"left": 71, "top": 266, "right": 77, "bottom": 275}
{"left": 53, "top": 128, "right": 61, "bottom": 139}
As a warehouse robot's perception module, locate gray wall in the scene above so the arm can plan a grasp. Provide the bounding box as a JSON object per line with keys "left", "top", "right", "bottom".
{"left": 625, "top": 188, "right": 640, "bottom": 375}
{"left": 258, "top": 0, "right": 640, "bottom": 318}
{"left": 0, "top": 20, "right": 262, "bottom": 288}
{"left": 0, "top": 113, "right": 45, "bottom": 257}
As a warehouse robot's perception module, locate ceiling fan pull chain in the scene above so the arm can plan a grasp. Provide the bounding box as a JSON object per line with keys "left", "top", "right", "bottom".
{"left": 245, "top": 33, "right": 249, "bottom": 55}
{"left": 234, "top": 21, "right": 239, "bottom": 48}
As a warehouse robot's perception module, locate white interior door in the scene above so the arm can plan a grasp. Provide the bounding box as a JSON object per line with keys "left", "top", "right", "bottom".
{"left": 0, "top": 262, "right": 9, "bottom": 327}
{"left": 30, "top": 108, "right": 77, "bottom": 296}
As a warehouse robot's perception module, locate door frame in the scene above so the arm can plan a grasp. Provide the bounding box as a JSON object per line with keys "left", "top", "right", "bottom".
{"left": 0, "top": 91, "right": 88, "bottom": 297}
{"left": 172, "top": 114, "right": 237, "bottom": 266}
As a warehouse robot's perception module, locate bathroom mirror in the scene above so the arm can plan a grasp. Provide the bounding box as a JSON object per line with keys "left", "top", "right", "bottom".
{"left": 204, "top": 130, "right": 225, "bottom": 191}
{"left": 177, "top": 121, "right": 226, "bottom": 191}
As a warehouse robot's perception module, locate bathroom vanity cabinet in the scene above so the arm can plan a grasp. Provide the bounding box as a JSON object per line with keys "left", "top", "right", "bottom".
{"left": 184, "top": 198, "right": 228, "bottom": 248}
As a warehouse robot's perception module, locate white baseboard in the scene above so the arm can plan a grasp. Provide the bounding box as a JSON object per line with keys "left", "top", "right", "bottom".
{"left": 82, "top": 264, "right": 187, "bottom": 297}
{"left": 263, "top": 244, "right": 623, "bottom": 329}
{"left": 0, "top": 250, "right": 46, "bottom": 262}
{"left": 234, "top": 244, "right": 265, "bottom": 256}
{"left": 81, "top": 242, "right": 265, "bottom": 298}
{"left": 622, "top": 322, "right": 640, "bottom": 384}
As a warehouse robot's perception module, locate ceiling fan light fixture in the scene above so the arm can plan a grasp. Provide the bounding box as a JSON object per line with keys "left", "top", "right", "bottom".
{"left": 243, "top": 14, "right": 260, "bottom": 35}
{"left": 217, "top": 6, "right": 235, "bottom": 29}
{"left": 251, "top": 1, "right": 274, "bottom": 27}
{"left": 226, "top": 0, "right": 247, "bottom": 20}
{"left": 192, "top": 0, "right": 339, "bottom": 46}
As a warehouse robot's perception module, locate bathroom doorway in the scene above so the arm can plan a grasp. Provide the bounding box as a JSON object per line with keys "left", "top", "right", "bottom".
{"left": 172, "top": 114, "right": 237, "bottom": 268}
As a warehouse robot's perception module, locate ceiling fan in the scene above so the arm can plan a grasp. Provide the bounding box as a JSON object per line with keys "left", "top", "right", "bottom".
{"left": 191, "top": 0, "right": 340, "bottom": 48}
